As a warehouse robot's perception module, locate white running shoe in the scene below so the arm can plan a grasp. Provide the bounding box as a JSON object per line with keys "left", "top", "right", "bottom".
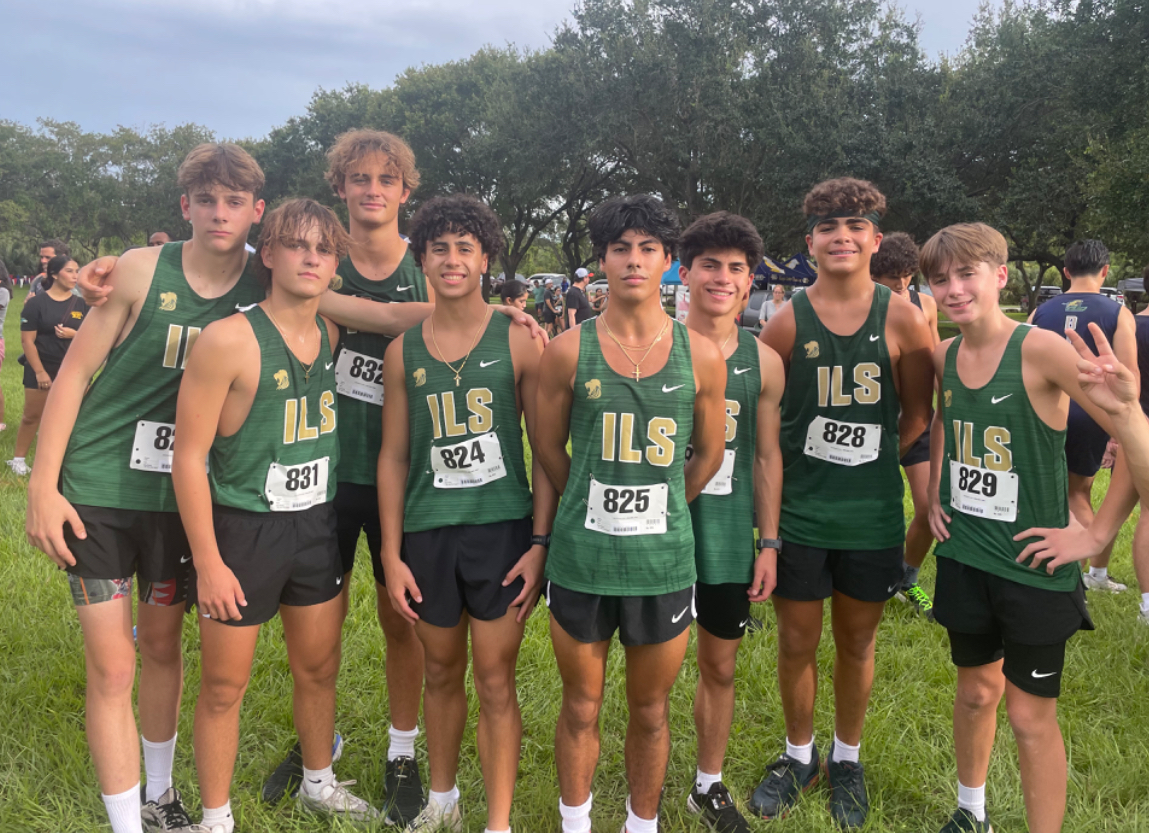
{"left": 1082, "top": 573, "right": 1127, "bottom": 593}
{"left": 296, "top": 778, "right": 379, "bottom": 822}
{"left": 6, "top": 458, "right": 29, "bottom": 476}
{"left": 1138, "top": 608, "right": 1149, "bottom": 626}
{"left": 405, "top": 799, "right": 462, "bottom": 832}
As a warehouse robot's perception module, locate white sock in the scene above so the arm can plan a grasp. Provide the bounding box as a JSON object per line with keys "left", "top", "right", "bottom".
{"left": 559, "top": 794, "right": 592, "bottom": 833}
{"left": 1090, "top": 566, "right": 1108, "bottom": 580}
{"left": 11, "top": 456, "right": 24, "bottom": 464}
{"left": 429, "top": 784, "right": 460, "bottom": 812}
{"left": 101, "top": 784, "right": 143, "bottom": 833}
{"left": 1140, "top": 592, "right": 1149, "bottom": 613}
{"left": 484, "top": 829, "right": 510, "bottom": 833}
{"left": 957, "top": 781, "right": 987, "bottom": 822}
{"left": 202, "top": 802, "right": 234, "bottom": 833}
{"left": 301, "top": 764, "right": 334, "bottom": 799}
{"left": 388, "top": 725, "right": 419, "bottom": 761}
{"left": 785, "top": 736, "right": 814, "bottom": 765}
{"left": 625, "top": 795, "right": 658, "bottom": 833}
{"left": 695, "top": 768, "right": 722, "bottom": 794}
{"left": 833, "top": 734, "right": 860, "bottom": 764}
{"left": 142, "top": 734, "right": 176, "bottom": 802}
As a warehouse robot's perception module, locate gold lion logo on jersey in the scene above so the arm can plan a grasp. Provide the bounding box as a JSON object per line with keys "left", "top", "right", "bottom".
{"left": 414, "top": 368, "right": 427, "bottom": 387}
{"left": 330, "top": 274, "right": 344, "bottom": 291}
{"left": 70, "top": 311, "right": 83, "bottom": 319}
{"left": 159, "top": 292, "right": 177, "bottom": 312}
{"left": 585, "top": 379, "right": 602, "bottom": 400}
{"left": 803, "top": 340, "right": 819, "bottom": 359}
{"left": 274, "top": 369, "right": 289, "bottom": 390}
{"left": 1065, "top": 299, "right": 1087, "bottom": 312}
{"left": 944, "top": 390, "right": 953, "bottom": 408}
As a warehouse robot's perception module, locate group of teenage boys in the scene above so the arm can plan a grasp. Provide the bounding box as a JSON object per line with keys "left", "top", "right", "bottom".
{"left": 22, "top": 131, "right": 1149, "bottom": 833}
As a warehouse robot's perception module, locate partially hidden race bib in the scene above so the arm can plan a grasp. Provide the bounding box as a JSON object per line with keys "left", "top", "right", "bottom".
{"left": 335, "top": 348, "right": 384, "bottom": 406}
{"left": 701, "top": 448, "right": 736, "bottom": 496}
{"left": 949, "top": 460, "right": 1019, "bottom": 523}
{"left": 264, "top": 456, "right": 330, "bottom": 512}
{"left": 584, "top": 476, "right": 669, "bottom": 536}
{"left": 430, "top": 432, "right": 506, "bottom": 489}
{"left": 131, "top": 420, "right": 176, "bottom": 473}
{"left": 804, "top": 416, "right": 881, "bottom": 466}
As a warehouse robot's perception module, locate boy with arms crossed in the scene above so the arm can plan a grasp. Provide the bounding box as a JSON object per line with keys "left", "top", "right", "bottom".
{"left": 25, "top": 143, "right": 268, "bottom": 833}
{"left": 378, "top": 194, "right": 556, "bottom": 833}
{"left": 534, "top": 195, "right": 728, "bottom": 833}
{"left": 679, "top": 212, "right": 785, "bottom": 833}
{"left": 752, "top": 179, "right": 934, "bottom": 828}
{"left": 172, "top": 199, "right": 376, "bottom": 832}
{"left": 923, "top": 223, "right": 1131, "bottom": 833}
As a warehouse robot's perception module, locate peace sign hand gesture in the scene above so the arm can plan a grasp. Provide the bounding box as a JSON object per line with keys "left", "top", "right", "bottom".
{"left": 1067, "top": 323, "right": 1137, "bottom": 417}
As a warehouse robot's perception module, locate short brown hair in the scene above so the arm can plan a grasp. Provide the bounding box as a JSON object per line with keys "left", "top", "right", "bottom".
{"left": 325, "top": 129, "right": 420, "bottom": 194}
{"left": 177, "top": 143, "right": 265, "bottom": 199}
{"left": 255, "top": 198, "right": 352, "bottom": 288}
{"left": 870, "top": 231, "right": 919, "bottom": 279}
{"left": 803, "top": 178, "right": 886, "bottom": 226}
{"left": 680, "top": 211, "right": 765, "bottom": 270}
{"left": 920, "top": 223, "right": 1009, "bottom": 280}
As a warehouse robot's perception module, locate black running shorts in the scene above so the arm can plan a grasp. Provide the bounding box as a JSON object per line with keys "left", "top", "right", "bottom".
{"left": 333, "top": 482, "right": 385, "bottom": 584}
{"left": 1064, "top": 406, "right": 1110, "bottom": 477}
{"left": 401, "top": 516, "right": 532, "bottom": 628}
{"left": 204, "top": 502, "right": 343, "bottom": 626}
{"left": 900, "top": 424, "right": 931, "bottom": 468}
{"left": 64, "top": 504, "right": 193, "bottom": 606}
{"left": 695, "top": 582, "right": 752, "bottom": 640}
{"left": 546, "top": 581, "right": 695, "bottom": 646}
{"left": 23, "top": 358, "right": 61, "bottom": 388}
{"left": 774, "top": 540, "right": 905, "bottom": 603}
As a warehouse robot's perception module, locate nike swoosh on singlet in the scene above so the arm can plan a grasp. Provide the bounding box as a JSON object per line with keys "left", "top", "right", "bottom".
{"left": 733, "top": 367, "right": 751, "bottom": 375}
{"left": 236, "top": 303, "right": 258, "bottom": 312}
{"left": 869, "top": 334, "right": 880, "bottom": 342}
{"left": 395, "top": 285, "right": 414, "bottom": 292}
{"left": 325, "top": 363, "right": 334, "bottom": 370}
{"left": 663, "top": 384, "right": 685, "bottom": 393}
{"left": 991, "top": 394, "right": 1012, "bottom": 404}
{"left": 671, "top": 606, "right": 690, "bottom": 623}
{"left": 180, "top": 555, "right": 192, "bottom": 564}
{"left": 479, "top": 360, "right": 500, "bottom": 368}
{"left": 1031, "top": 670, "right": 1056, "bottom": 678}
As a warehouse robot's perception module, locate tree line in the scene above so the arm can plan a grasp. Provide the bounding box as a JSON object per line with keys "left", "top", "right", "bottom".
{"left": 3, "top": 0, "right": 1148, "bottom": 304}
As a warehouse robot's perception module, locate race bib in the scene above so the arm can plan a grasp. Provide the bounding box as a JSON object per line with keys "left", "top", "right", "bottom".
{"left": 131, "top": 420, "right": 176, "bottom": 473}
{"left": 335, "top": 348, "right": 384, "bottom": 406}
{"left": 804, "top": 416, "right": 881, "bottom": 466}
{"left": 949, "top": 460, "right": 1019, "bottom": 522}
{"left": 264, "top": 457, "right": 330, "bottom": 512}
{"left": 430, "top": 432, "right": 506, "bottom": 489}
{"left": 584, "top": 476, "right": 669, "bottom": 536}
{"left": 701, "top": 448, "right": 736, "bottom": 496}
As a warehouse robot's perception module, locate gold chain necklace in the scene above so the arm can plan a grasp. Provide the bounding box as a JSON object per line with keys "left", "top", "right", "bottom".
{"left": 431, "top": 306, "right": 491, "bottom": 387}
{"left": 720, "top": 325, "right": 737, "bottom": 355}
{"left": 601, "top": 313, "right": 671, "bottom": 381}
{"left": 265, "top": 307, "right": 319, "bottom": 381}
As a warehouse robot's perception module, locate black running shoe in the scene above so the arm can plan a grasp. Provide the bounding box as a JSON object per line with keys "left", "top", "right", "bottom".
{"left": 261, "top": 742, "right": 303, "bottom": 804}
{"left": 687, "top": 781, "right": 752, "bottom": 832}
{"left": 745, "top": 615, "right": 767, "bottom": 635}
{"left": 938, "top": 808, "right": 994, "bottom": 833}
{"left": 824, "top": 751, "right": 869, "bottom": 829}
{"left": 141, "top": 787, "right": 209, "bottom": 832}
{"left": 383, "top": 755, "right": 425, "bottom": 826}
{"left": 748, "top": 747, "right": 820, "bottom": 820}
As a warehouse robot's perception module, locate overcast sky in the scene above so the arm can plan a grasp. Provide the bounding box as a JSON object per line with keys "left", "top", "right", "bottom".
{"left": 5, "top": 0, "right": 990, "bottom": 140}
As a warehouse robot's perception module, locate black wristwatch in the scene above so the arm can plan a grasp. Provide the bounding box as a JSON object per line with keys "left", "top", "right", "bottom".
{"left": 531, "top": 534, "right": 552, "bottom": 548}
{"left": 756, "top": 537, "right": 783, "bottom": 552}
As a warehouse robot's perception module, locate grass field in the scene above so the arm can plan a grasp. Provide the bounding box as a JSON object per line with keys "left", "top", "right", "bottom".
{"left": 2, "top": 288, "right": 1148, "bottom": 832}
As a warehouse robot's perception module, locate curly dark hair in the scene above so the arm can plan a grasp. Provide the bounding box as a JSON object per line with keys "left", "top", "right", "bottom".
{"left": 869, "top": 231, "right": 919, "bottom": 280}
{"left": 409, "top": 194, "right": 504, "bottom": 266}
{"left": 802, "top": 178, "right": 887, "bottom": 223}
{"left": 1063, "top": 239, "right": 1110, "bottom": 278}
{"left": 588, "top": 194, "right": 681, "bottom": 261}
{"left": 680, "top": 212, "right": 765, "bottom": 270}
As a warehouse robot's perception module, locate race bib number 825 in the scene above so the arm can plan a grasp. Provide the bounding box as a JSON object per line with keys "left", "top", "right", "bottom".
{"left": 584, "top": 476, "right": 668, "bottom": 536}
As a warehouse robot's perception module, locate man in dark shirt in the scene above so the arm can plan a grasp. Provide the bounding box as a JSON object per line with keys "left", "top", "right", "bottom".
{"left": 565, "top": 267, "right": 594, "bottom": 329}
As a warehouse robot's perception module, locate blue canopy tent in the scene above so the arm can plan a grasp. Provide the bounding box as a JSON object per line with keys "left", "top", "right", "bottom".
{"left": 755, "top": 253, "right": 817, "bottom": 288}
{"left": 661, "top": 260, "right": 682, "bottom": 285}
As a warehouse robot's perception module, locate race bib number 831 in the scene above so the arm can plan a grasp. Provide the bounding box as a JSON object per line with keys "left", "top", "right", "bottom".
{"left": 265, "top": 457, "right": 330, "bottom": 512}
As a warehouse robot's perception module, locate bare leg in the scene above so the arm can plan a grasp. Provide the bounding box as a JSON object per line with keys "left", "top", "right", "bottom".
{"left": 1005, "top": 680, "right": 1066, "bottom": 833}
{"left": 550, "top": 616, "right": 608, "bottom": 806}
{"left": 772, "top": 597, "right": 824, "bottom": 745}
{"left": 694, "top": 628, "right": 742, "bottom": 775}
{"left": 903, "top": 462, "right": 935, "bottom": 570}
{"left": 1135, "top": 509, "right": 1149, "bottom": 603}
{"left": 14, "top": 387, "right": 47, "bottom": 458}
{"left": 470, "top": 609, "right": 528, "bottom": 830}
{"left": 952, "top": 662, "right": 1005, "bottom": 788}
{"left": 1067, "top": 472, "right": 1095, "bottom": 528}
{"left": 624, "top": 630, "right": 690, "bottom": 819}
{"left": 828, "top": 592, "right": 887, "bottom": 745}
{"left": 375, "top": 581, "right": 425, "bottom": 732}
{"left": 415, "top": 616, "right": 470, "bottom": 793}
{"left": 281, "top": 597, "right": 343, "bottom": 771}
{"left": 194, "top": 620, "right": 260, "bottom": 810}
{"left": 135, "top": 602, "right": 186, "bottom": 745}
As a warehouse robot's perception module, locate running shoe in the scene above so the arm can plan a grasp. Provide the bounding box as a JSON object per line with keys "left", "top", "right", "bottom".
{"left": 1082, "top": 573, "right": 1127, "bottom": 593}
{"left": 405, "top": 798, "right": 462, "bottom": 832}
{"left": 938, "top": 807, "right": 994, "bottom": 832}
{"left": 745, "top": 615, "right": 767, "bottom": 635}
{"left": 824, "top": 751, "right": 868, "bottom": 830}
{"left": 687, "top": 781, "right": 752, "bottom": 832}
{"left": 296, "top": 777, "right": 379, "bottom": 822}
{"left": 141, "top": 787, "right": 209, "bottom": 832}
{"left": 748, "top": 747, "right": 820, "bottom": 820}
{"left": 383, "top": 754, "right": 425, "bottom": 826}
{"left": 1138, "top": 607, "right": 1149, "bottom": 627}
{"left": 6, "top": 458, "right": 29, "bottom": 476}
{"left": 260, "top": 732, "right": 343, "bottom": 804}
{"left": 895, "top": 582, "right": 935, "bottom": 620}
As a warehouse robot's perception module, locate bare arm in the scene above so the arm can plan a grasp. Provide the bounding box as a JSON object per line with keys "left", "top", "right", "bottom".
{"left": 891, "top": 298, "right": 934, "bottom": 457}
{"left": 927, "top": 340, "right": 953, "bottom": 541}
{"left": 684, "top": 331, "right": 728, "bottom": 502}
{"left": 20, "top": 330, "right": 47, "bottom": 377}
{"left": 318, "top": 292, "right": 433, "bottom": 337}
{"left": 533, "top": 330, "right": 578, "bottom": 494}
{"left": 749, "top": 342, "right": 784, "bottom": 602}
{"left": 759, "top": 301, "right": 795, "bottom": 367}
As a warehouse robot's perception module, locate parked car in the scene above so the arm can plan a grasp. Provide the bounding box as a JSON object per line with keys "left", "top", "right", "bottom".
{"left": 1100, "top": 287, "right": 1125, "bottom": 306}
{"left": 527, "top": 272, "right": 566, "bottom": 288}
{"left": 1022, "top": 284, "right": 1062, "bottom": 311}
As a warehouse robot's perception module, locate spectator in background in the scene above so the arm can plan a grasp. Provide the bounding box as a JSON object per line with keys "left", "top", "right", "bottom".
{"left": 27, "top": 239, "right": 70, "bottom": 302}
{"left": 533, "top": 279, "right": 548, "bottom": 322}
{"left": 591, "top": 286, "right": 607, "bottom": 313}
{"left": 763, "top": 283, "right": 787, "bottom": 321}
{"left": 148, "top": 231, "right": 172, "bottom": 246}
{"left": 500, "top": 278, "right": 530, "bottom": 311}
{"left": 9, "top": 255, "right": 89, "bottom": 475}
{"left": 0, "top": 259, "right": 11, "bottom": 431}
{"left": 544, "top": 278, "right": 564, "bottom": 336}
{"left": 566, "top": 267, "right": 594, "bottom": 329}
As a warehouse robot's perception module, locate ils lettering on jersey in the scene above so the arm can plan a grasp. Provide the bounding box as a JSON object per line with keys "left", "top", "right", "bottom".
{"left": 723, "top": 398, "right": 740, "bottom": 442}
{"left": 426, "top": 389, "right": 494, "bottom": 439}
{"left": 600, "top": 412, "right": 677, "bottom": 467}
{"left": 162, "top": 324, "right": 201, "bottom": 370}
{"left": 816, "top": 363, "right": 881, "bottom": 407}
{"left": 283, "top": 391, "right": 336, "bottom": 444}
{"left": 949, "top": 420, "right": 1018, "bottom": 521}
{"left": 335, "top": 348, "right": 384, "bottom": 406}
{"left": 585, "top": 476, "right": 669, "bottom": 536}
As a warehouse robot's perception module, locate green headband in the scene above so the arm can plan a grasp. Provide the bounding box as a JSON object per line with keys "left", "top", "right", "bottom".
{"left": 806, "top": 211, "right": 882, "bottom": 234}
